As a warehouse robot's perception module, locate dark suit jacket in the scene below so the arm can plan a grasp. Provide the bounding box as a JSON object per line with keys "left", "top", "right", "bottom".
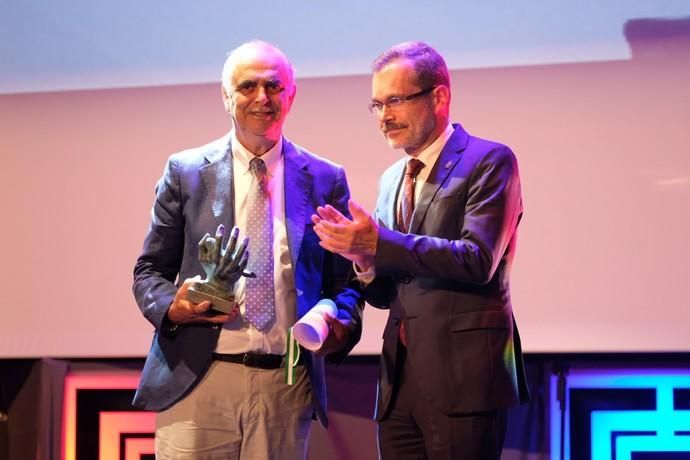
{"left": 366, "top": 124, "right": 529, "bottom": 420}
{"left": 132, "top": 133, "right": 363, "bottom": 427}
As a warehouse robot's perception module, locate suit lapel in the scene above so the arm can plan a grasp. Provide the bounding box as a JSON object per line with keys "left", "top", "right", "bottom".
{"left": 409, "top": 124, "right": 469, "bottom": 234}
{"left": 380, "top": 158, "right": 406, "bottom": 230}
{"left": 283, "top": 139, "right": 312, "bottom": 269}
{"left": 199, "top": 133, "right": 235, "bottom": 229}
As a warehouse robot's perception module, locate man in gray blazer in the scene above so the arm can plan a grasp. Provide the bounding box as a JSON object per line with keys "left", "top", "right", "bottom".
{"left": 133, "top": 40, "right": 362, "bottom": 459}
{"left": 313, "top": 41, "right": 529, "bottom": 459}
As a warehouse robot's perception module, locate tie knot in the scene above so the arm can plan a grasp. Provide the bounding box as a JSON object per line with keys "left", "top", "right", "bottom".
{"left": 405, "top": 158, "right": 424, "bottom": 178}
{"left": 249, "top": 157, "right": 267, "bottom": 178}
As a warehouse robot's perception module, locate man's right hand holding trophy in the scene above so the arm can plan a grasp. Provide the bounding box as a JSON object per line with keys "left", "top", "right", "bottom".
{"left": 166, "top": 225, "right": 254, "bottom": 326}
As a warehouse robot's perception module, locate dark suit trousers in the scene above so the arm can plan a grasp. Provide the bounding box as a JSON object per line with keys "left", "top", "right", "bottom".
{"left": 378, "top": 345, "right": 507, "bottom": 460}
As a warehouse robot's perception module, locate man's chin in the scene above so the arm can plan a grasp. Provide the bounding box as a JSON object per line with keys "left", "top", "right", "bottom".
{"left": 247, "top": 120, "right": 280, "bottom": 135}
{"left": 384, "top": 130, "right": 409, "bottom": 150}
{"left": 386, "top": 138, "right": 406, "bottom": 150}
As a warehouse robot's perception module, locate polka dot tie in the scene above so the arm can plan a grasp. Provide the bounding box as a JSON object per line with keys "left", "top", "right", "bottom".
{"left": 245, "top": 157, "right": 275, "bottom": 331}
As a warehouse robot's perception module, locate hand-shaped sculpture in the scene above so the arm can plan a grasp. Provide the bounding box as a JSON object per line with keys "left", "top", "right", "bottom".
{"left": 186, "top": 225, "right": 255, "bottom": 313}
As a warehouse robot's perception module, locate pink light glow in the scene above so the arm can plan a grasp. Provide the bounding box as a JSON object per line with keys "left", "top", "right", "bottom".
{"left": 124, "top": 437, "right": 156, "bottom": 460}
{"left": 99, "top": 411, "right": 155, "bottom": 460}
{"left": 61, "top": 371, "right": 144, "bottom": 460}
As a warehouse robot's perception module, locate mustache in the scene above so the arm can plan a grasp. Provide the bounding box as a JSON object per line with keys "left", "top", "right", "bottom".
{"left": 383, "top": 122, "right": 406, "bottom": 133}
{"left": 250, "top": 102, "right": 276, "bottom": 114}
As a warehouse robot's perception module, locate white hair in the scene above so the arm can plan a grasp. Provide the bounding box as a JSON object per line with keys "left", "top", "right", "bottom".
{"left": 221, "top": 40, "right": 295, "bottom": 92}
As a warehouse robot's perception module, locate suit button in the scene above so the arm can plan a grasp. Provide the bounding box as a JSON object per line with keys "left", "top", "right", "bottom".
{"left": 392, "top": 317, "right": 400, "bottom": 326}
{"left": 211, "top": 325, "right": 220, "bottom": 330}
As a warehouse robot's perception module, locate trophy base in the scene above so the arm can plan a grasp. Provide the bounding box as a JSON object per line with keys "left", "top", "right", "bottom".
{"left": 187, "top": 283, "right": 237, "bottom": 314}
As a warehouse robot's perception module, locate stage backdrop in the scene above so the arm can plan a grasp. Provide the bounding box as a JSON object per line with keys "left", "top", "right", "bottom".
{"left": 1, "top": 1, "right": 689, "bottom": 357}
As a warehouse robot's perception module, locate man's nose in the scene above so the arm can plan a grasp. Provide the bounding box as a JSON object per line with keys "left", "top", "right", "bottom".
{"left": 378, "top": 105, "right": 394, "bottom": 123}
{"left": 254, "top": 86, "right": 270, "bottom": 104}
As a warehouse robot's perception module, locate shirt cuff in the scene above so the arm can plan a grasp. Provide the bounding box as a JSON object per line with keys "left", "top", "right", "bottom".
{"left": 353, "top": 262, "right": 376, "bottom": 286}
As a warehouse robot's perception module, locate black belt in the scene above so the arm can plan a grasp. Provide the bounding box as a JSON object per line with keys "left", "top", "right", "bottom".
{"left": 213, "top": 352, "right": 296, "bottom": 370}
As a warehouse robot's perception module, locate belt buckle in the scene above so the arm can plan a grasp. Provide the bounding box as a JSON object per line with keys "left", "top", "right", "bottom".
{"left": 242, "top": 354, "right": 251, "bottom": 366}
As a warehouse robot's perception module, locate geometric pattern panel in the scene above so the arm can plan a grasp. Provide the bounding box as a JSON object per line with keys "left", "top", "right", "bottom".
{"left": 122, "top": 436, "right": 155, "bottom": 460}
{"left": 550, "top": 370, "right": 690, "bottom": 460}
{"left": 100, "top": 412, "right": 155, "bottom": 460}
{"left": 62, "top": 371, "right": 154, "bottom": 460}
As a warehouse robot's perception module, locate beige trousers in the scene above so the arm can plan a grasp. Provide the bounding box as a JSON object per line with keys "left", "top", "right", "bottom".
{"left": 156, "top": 360, "right": 314, "bottom": 460}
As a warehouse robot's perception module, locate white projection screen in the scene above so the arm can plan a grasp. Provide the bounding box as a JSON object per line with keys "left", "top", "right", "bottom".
{"left": 1, "top": 1, "right": 689, "bottom": 357}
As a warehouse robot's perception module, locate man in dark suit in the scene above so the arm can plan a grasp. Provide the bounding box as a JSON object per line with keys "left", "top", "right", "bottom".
{"left": 312, "top": 41, "right": 529, "bottom": 459}
{"left": 133, "top": 40, "right": 362, "bottom": 459}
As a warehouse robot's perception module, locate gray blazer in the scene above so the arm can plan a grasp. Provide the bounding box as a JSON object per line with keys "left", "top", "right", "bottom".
{"left": 365, "top": 124, "right": 529, "bottom": 420}
{"left": 132, "top": 133, "right": 363, "bottom": 427}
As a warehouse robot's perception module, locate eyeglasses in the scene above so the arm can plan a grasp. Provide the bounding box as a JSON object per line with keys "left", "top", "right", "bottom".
{"left": 368, "top": 86, "right": 437, "bottom": 115}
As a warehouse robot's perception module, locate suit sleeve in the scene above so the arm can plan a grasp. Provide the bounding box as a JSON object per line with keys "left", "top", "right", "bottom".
{"left": 322, "top": 166, "right": 364, "bottom": 363}
{"left": 132, "top": 157, "right": 185, "bottom": 332}
{"left": 375, "top": 146, "right": 522, "bottom": 285}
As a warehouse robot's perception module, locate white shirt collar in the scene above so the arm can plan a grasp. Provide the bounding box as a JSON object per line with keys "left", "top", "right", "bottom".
{"left": 412, "top": 123, "right": 454, "bottom": 170}
{"left": 231, "top": 130, "right": 283, "bottom": 174}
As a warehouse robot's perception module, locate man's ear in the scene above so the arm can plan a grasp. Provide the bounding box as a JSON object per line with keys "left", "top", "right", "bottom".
{"left": 221, "top": 84, "right": 232, "bottom": 112}
{"left": 433, "top": 85, "right": 450, "bottom": 108}
{"left": 286, "top": 84, "right": 297, "bottom": 111}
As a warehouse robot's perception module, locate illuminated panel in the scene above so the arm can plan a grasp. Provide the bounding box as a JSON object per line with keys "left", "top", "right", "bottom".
{"left": 123, "top": 436, "right": 155, "bottom": 460}
{"left": 99, "top": 412, "right": 155, "bottom": 460}
{"left": 617, "top": 434, "right": 690, "bottom": 459}
{"left": 551, "top": 370, "right": 690, "bottom": 460}
{"left": 61, "top": 371, "right": 146, "bottom": 460}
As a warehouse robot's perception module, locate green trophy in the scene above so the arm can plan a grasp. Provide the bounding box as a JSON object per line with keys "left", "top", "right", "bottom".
{"left": 186, "top": 225, "right": 254, "bottom": 313}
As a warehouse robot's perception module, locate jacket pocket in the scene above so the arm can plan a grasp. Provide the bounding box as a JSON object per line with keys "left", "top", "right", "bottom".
{"left": 450, "top": 310, "right": 510, "bottom": 332}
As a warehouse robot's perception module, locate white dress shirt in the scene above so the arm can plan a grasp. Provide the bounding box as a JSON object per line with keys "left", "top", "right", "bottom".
{"left": 215, "top": 131, "right": 296, "bottom": 355}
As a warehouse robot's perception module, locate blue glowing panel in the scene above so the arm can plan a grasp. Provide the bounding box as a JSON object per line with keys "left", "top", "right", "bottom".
{"left": 550, "top": 370, "right": 690, "bottom": 460}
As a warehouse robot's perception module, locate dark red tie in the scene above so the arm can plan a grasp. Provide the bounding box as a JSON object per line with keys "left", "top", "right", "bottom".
{"left": 399, "top": 158, "right": 425, "bottom": 233}
{"left": 398, "top": 158, "right": 424, "bottom": 347}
